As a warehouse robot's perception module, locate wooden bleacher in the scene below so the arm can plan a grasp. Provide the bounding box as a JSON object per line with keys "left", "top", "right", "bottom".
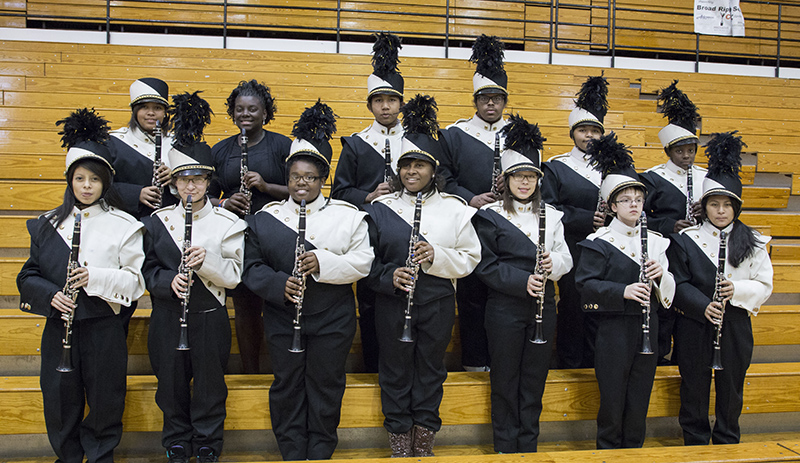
{"left": 1, "top": 31, "right": 799, "bottom": 461}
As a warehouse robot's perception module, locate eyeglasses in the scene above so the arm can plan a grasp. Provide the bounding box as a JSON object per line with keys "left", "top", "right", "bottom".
{"left": 476, "top": 95, "right": 505, "bottom": 105}
{"left": 510, "top": 173, "right": 538, "bottom": 182}
{"left": 289, "top": 174, "right": 322, "bottom": 183}
{"left": 175, "top": 176, "right": 209, "bottom": 186}
{"left": 615, "top": 198, "right": 644, "bottom": 206}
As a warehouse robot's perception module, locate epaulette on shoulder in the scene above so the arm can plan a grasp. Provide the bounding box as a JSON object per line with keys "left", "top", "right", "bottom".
{"left": 693, "top": 164, "right": 708, "bottom": 173}
{"left": 327, "top": 198, "right": 360, "bottom": 211}
{"left": 481, "top": 201, "right": 503, "bottom": 212}
{"left": 373, "top": 192, "right": 401, "bottom": 205}
{"left": 545, "top": 203, "right": 559, "bottom": 212}
{"left": 678, "top": 223, "right": 701, "bottom": 235}
{"left": 153, "top": 203, "right": 178, "bottom": 217}
{"left": 446, "top": 118, "right": 471, "bottom": 130}
{"left": 586, "top": 227, "right": 611, "bottom": 242}
{"left": 644, "top": 164, "right": 667, "bottom": 173}
{"left": 213, "top": 205, "right": 240, "bottom": 222}
{"left": 107, "top": 207, "right": 138, "bottom": 224}
{"left": 647, "top": 229, "right": 664, "bottom": 238}
{"left": 546, "top": 152, "right": 571, "bottom": 162}
{"left": 439, "top": 192, "right": 468, "bottom": 206}
{"left": 109, "top": 126, "right": 129, "bottom": 135}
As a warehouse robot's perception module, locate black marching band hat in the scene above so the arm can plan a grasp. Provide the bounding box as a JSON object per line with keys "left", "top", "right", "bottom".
{"left": 587, "top": 132, "right": 645, "bottom": 203}
{"left": 57, "top": 108, "right": 115, "bottom": 175}
{"left": 568, "top": 75, "right": 609, "bottom": 133}
{"left": 470, "top": 35, "right": 507, "bottom": 96}
{"left": 168, "top": 91, "right": 215, "bottom": 177}
{"left": 398, "top": 94, "right": 440, "bottom": 167}
{"left": 287, "top": 99, "right": 338, "bottom": 167}
{"left": 701, "top": 131, "right": 746, "bottom": 213}
{"left": 500, "top": 114, "right": 545, "bottom": 177}
{"left": 657, "top": 80, "right": 700, "bottom": 150}
{"left": 367, "top": 32, "right": 404, "bottom": 100}
{"left": 129, "top": 77, "right": 170, "bottom": 107}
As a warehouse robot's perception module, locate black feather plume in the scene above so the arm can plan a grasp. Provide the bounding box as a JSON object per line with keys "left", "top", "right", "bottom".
{"left": 171, "top": 91, "right": 213, "bottom": 147}
{"left": 659, "top": 80, "right": 699, "bottom": 133}
{"left": 705, "top": 131, "right": 745, "bottom": 179}
{"left": 56, "top": 108, "right": 110, "bottom": 149}
{"left": 469, "top": 34, "right": 505, "bottom": 78}
{"left": 503, "top": 113, "right": 546, "bottom": 155}
{"left": 292, "top": 99, "right": 338, "bottom": 142}
{"left": 575, "top": 75, "right": 609, "bottom": 121}
{"left": 586, "top": 131, "right": 634, "bottom": 179}
{"left": 401, "top": 94, "right": 438, "bottom": 137}
{"left": 371, "top": 32, "right": 402, "bottom": 79}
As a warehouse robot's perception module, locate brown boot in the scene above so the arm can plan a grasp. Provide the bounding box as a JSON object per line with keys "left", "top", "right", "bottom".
{"left": 388, "top": 429, "right": 413, "bottom": 458}
{"left": 412, "top": 424, "right": 436, "bottom": 457}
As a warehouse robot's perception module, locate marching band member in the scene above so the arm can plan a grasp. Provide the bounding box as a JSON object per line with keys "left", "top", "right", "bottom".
{"left": 365, "top": 95, "right": 481, "bottom": 457}
{"left": 142, "top": 93, "right": 245, "bottom": 463}
{"left": 243, "top": 100, "right": 373, "bottom": 461}
{"left": 541, "top": 75, "right": 609, "bottom": 369}
{"left": 17, "top": 109, "right": 145, "bottom": 463}
{"left": 107, "top": 77, "right": 175, "bottom": 218}
{"left": 438, "top": 34, "right": 508, "bottom": 372}
{"left": 331, "top": 33, "right": 405, "bottom": 372}
{"left": 210, "top": 79, "right": 291, "bottom": 373}
{"left": 575, "top": 133, "right": 675, "bottom": 449}
{"left": 640, "top": 81, "right": 707, "bottom": 364}
{"left": 473, "top": 115, "right": 572, "bottom": 453}
{"left": 668, "top": 132, "right": 772, "bottom": 445}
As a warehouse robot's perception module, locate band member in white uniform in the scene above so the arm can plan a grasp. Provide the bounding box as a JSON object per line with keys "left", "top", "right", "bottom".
{"left": 18, "top": 109, "right": 145, "bottom": 463}
{"left": 473, "top": 115, "right": 572, "bottom": 453}
{"left": 575, "top": 133, "right": 675, "bottom": 449}
{"left": 668, "top": 131, "right": 773, "bottom": 445}
{"left": 243, "top": 101, "right": 374, "bottom": 461}
{"left": 365, "top": 95, "right": 481, "bottom": 457}
{"left": 142, "top": 93, "right": 246, "bottom": 463}
{"left": 332, "top": 33, "right": 405, "bottom": 373}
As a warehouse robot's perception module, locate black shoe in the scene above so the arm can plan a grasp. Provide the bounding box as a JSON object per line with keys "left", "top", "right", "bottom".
{"left": 197, "top": 446, "right": 219, "bottom": 463}
{"left": 166, "top": 445, "right": 189, "bottom": 463}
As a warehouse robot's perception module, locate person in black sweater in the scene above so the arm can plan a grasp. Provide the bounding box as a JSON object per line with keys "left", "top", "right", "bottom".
{"left": 209, "top": 79, "right": 291, "bottom": 373}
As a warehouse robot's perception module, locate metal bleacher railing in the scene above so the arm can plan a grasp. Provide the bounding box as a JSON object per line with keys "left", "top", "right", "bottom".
{"left": 2, "top": 0, "right": 799, "bottom": 74}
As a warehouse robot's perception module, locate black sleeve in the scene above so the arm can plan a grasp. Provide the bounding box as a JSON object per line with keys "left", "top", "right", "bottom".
{"left": 574, "top": 240, "right": 626, "bottom": 313}
{"left": 640, "top": 172, "right": 678, "bottom": 236}
{"left": 436, "top": 130, "right": 476, "bottom": 203}
{"left": 364, "top": 212, "right": 402, "bottom": 297}
{"left": 141, "top": 218, "right": 180, "bottom": 301}
{"left": 241, "top": 217, "right": 292, "bottom": 307}
{"left": 331, "top": 138, "right": 371, "bottom": 206}
{"left": 541, "top": 163, "right": 595, "bottom": 239}
{"left": 667, "top": 234, "right": 711, "bottom": 323}
{"left": 17, "top": 219, "right": 60, "bottom": 317}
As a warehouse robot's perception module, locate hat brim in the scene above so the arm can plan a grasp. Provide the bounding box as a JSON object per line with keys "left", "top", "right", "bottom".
{"left": 131, "top": 96, "right": 169, "bottom": 107}
{"left": 398, "top": 151, "right": 439, "bottom": 167}
{"left": 172, "top": 165, "right": 214, "bottom": 176}
{"left": 504, "top": 164, "right": 543, "bottom": 177}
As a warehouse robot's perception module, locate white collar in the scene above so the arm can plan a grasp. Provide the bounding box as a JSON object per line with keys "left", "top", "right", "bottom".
{"left": 288, "top": 194, "right": 327, "bottom": 215}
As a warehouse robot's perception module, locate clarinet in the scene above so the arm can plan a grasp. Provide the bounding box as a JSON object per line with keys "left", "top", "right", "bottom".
{"left": 530, "top": 196, "right": 548, "bottom": 344}
{"left": 399, "top": 192, "right": 423, "bottom": 343}
{"left": 639, "top": 211, "right": 654, "bottom": 354}
{"left": 240, "top": 128, "right": 252, "bottom": 215}
{"left": 152, "top": 120, "right": 163, "bottom": 208}
{"left": 491, "top": 132, "right": 501, "bottom": 196}
{"left": 56, "top": 214, "right": 81, "bottom": 373}
{"left": 596, "top": 189, "right": 607, "bottom": 217}
{"left": 710, "top": 231, "right": 728, "bottom": 370}
{"left": 384, "top": 138, "right": 393, "bottom": 184}
{"left": 686, "top": 166, "right": 697, "bottom": 225}
{"left": 176, "top": 195, "right": 193, "bottom": 351}
{"left": 289, "top": 199, "right": 307, "bottom": 353}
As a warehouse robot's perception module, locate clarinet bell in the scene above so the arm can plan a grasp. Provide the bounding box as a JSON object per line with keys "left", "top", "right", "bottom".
{"left": 398, "top": 314, "right": 414, "bottom": 343}
{"left": 710, "top": 346, "right": 724, "bottom": 370}
{"left": 56, "top": 345, "right": 74, "bottom": 373}
{"left": 176, "top": 322, "right": 190, "bottom": 351}
{"left": 640, "top": 330, "right": 654, "bottom": 355}
{"left": 530, "top": 321, "right": 546, "bottom": 344}
{"left": 289, "top": 325, "right": 305, "bottom": 353}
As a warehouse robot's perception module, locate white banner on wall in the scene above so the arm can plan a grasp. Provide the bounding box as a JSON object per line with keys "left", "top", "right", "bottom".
{"left": 694, "top": 0, "right": 745, "bottom": 36}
